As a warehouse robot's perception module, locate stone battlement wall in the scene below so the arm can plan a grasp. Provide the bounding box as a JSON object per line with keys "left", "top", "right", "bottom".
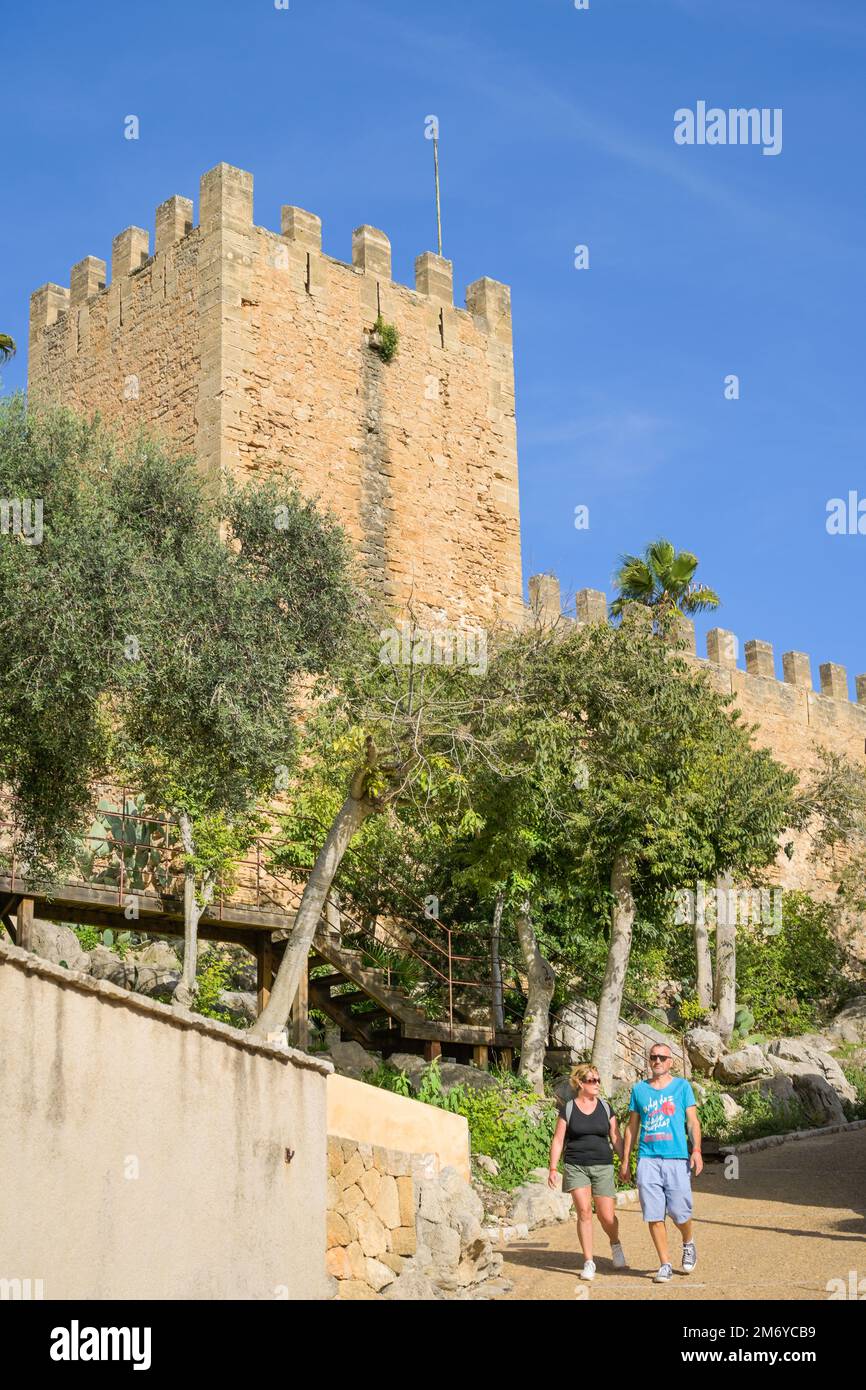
{"left": 28, "top": 163, "right": 523, "bottom": 629}
{"left": 528, "top": 574, "right": 866, "bottom": 905}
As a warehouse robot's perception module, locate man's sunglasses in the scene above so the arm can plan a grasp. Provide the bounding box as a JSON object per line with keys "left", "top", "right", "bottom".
{"left": 649, "top": 1053, "right": 672, "bottom": 1062}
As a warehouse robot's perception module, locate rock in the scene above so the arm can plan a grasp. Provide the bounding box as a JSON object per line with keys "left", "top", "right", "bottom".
{"left": 29, "top": 920, "right": 90, "bottom": 972}
{"left": 791, "top": 1073, "right": 846, "bottom": 1126}
{"left": 474, "top": 1154, "right": 500, "bottom": 1178}
{"left": 685, "top": 1027, "right": 725, "bottom": 1075}
{"left": 87, "top": 945, "right": 139, "bottom": 988}
{"left": 386, "top": 1053, "right": 427, "bottom": 1090}
{"left": 690, "top": 1080, "right": 708, "bottom": 1104}
{"left": 384, "top": 1270, "right": 444, "bottom": 1301}
{"left": 134, "top": 940, "right": 181, "bottom": 972}
{"left": 766, "top": 1039, "right": 856, "bottom": 1103}
{"left": 217, "top": 990, "right": 257, "bottom": 1022}
{"left": 437, "top": 1062, "right": 500, "bottom": 1093}
{"left": 328, "top": 1040, "right": 381, "bottom": 1081}
{"left": 364, "top": 1257, "right": 397, "bottom": 1292}
{"left": 511, "top": 1180, "right": 573, "bottom": 1230}
{"left": 737, "top": 1074, "right": 796, "bottom": 1110}
{"left": 719, "top": 1093, "right": 744, "bottom": 1122}
{"left": 714, "top": 1045, "right": 772, "bottom": 1085}
{"left": 827, "top": 997, "right": 866, "bottom": 1046}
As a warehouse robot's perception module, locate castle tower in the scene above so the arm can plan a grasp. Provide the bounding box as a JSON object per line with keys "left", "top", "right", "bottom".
{"left": 28, "top": 163, "right": 523, "bottom": 628}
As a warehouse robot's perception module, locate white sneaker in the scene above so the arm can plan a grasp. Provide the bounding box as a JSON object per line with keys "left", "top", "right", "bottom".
{"left": 580, "top": 1260, "right": 596, "bottom": 1281}
{"left": 682, "top": 1241, "right": 697, "bottom": 1274}
{"left": 611, "top": 1241, "right": 627, "bottom": 1269}
{"left": 653, "top": 1262, "right": 673, "bottom": 1283}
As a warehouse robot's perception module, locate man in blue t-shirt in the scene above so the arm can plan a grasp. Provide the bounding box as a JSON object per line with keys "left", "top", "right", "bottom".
{"left": 621, "top": 1043, "right": 703, "bottom": 1283}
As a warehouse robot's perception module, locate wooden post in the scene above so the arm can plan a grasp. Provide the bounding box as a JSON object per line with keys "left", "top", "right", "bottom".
{"left": 424, "top": 1040, "right": 442, "bottom": 1063}
{"left": 499, "top": 1047, "right": 513, "bottom": 1073}
{"left": 290, "top": 958, "right": 309, "bottom": 1051}
{"left": 473, "top": 1044, "right": 489, "bottom": 1072}
{"left": 256, "top": 934, "right": 273, "bottom": 1016}
{"left": 17, "top": 898, "right": 35, "bottom": 952}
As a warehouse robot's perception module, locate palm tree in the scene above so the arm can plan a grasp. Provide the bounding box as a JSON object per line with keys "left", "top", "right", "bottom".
{"left": 610, "top": 538, "right": 720, "bottom": 624}
{"left": 0, "top": 334, "right": 16, "bottom": 363}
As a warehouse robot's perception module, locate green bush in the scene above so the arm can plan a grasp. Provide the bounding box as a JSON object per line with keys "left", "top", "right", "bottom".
{"left": 365, "top": 1059, "right": 557, "bottom": 1189}
{"left": 842, "top": 1066, "right": 866, "bottom": 1121}
{"left": 192, "top": 947, "right": 247, "bottom": 1026}
{"left": 72, "top": 925, "right": 100, "bottom": 952}
{"left": 370, "top": 316, "right": 399, "bottom": 364}
{"left": 735, "top": 892, "right": 848, "bottom": 1035}
{"left": 697, "top": 1076, "right": 810, "bottom": 1143}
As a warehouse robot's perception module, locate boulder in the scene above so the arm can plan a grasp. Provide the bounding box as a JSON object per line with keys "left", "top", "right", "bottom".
{"left": 511, "top": 1177, "right": 573, "bottom": 1230}
{"left": 87, "top": 945, "right": 139, "bottom": 988}
{"left": 827, "top": 997, "right": 866, "bottom": 1046}
{"left": 714, "top": 1045, "right": 772, "bottom": 1086}
{"left": 791, "top": 1073, "right": 846, "bottom": 1127}
{"left": 437, "top": 1062, "right": 500, "bottom": 1093}
{"left": 736, "top": 1073, "right": 796, "bottom": 1111}
{"left": 134, "top": 940, "right": 181, "bottom": 973}
{"left": 29, "top": 919, "right": 90, "bottom": 972}
{"left": 719, "top": 1092, "right": 744, "bottom": 1122}
{"left": 685, "top": 1027, "right": 725, "bottom": 1075}
{"left": 385, "top": 1053, "right": 428, "bottom": 1090}
{"left": 326, "top": 1040, "right": 381, "bottom": 1081}
{"left": 218, "top": 990, "right": 258, "bottom": 1022}
{"left": 766, "top": 1039, "right": 856, "bottom": 1104}
{"left": 474, "top": 1154, "right": 500, "bottom": 1179}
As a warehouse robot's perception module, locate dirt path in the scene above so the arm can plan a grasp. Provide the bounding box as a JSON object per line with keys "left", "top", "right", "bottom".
{"left": 501, "top": 1128, "right": 866, "bottom": 1301}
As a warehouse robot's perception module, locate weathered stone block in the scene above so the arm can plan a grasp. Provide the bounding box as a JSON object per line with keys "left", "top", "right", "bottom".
{"left": 745, "top": 640, "right": 774, "bottom": 679}
{"left": 391, "top": 1225, "right": 418, "bottom": 1257}
{"left": 365, "top": 1257, "right": 397, "bottom": 1292}
{"left": 342, "top": 1184, "right": 364, "bottom": 1213}
{"left": 337, "top": 1149, "right": 365, "bottom": 1191}
{"left": 327, "top": 1211, "right": 351, "bottom": 1248}
{"left": 374, "top": 1174, "right": 401, "bottom": 1230}
{"left": 359, "top": 1168, "right": 381, "bottom": 1206}
{"left": 356, "top": 1208, "right": 388, "bottom": 1259}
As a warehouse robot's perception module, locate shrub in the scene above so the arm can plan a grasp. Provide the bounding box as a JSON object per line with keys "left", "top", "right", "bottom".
{"left": 842, "top": 1065, "right": 866, "bottom": 1121}
{"left": 370, "top": 316, "right": 399, "bottom": 364}
{"left": 736, "top": 892, "right": 848, "bottom": 1035}
{"left": 192, "top": 947, "right": 246, "bottom": 1026}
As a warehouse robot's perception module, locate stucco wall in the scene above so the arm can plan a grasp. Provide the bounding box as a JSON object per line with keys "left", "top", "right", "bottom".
{"left": 0, "top": 941, "right": 332, "bottom": 1300}
{"left": 327, "top": 1072, "right": 470, "bottom": 1181}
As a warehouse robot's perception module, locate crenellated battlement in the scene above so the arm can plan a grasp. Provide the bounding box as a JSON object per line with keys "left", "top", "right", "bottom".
{"left": 526, "top": 573, "right": 866, "bottom": 710}
{"left": 29, "top": 162, "right": 512, "bottom": 342}
{"left": 27, "top": 163, "right": 524, "bottom": 631}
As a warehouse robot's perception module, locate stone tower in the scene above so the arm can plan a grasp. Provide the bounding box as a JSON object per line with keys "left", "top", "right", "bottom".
{"left": 28, "top": 163, "right": 523, "bottom": 628}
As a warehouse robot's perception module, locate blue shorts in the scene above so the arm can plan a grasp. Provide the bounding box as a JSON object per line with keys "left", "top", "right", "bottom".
{"left": 636, "top": 1156, "right": 693, "bottom": 1224}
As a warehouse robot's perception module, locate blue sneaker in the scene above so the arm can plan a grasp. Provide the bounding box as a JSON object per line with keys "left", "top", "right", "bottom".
{"left": 653, "top": 1262, "right": 673, "bottom": 1283}
{"left": 682, "top": 1241, "right": 697, "bottom": 1274}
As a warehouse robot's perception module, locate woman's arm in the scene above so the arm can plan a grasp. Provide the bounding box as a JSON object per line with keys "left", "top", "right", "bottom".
{"left": 548, "top": 1116, "right": 567, "bottom": 1188}
{"left": 608, "top": 1114, "right": 624, "bottom": 1162}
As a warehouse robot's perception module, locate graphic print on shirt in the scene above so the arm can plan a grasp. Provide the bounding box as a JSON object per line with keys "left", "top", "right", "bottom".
{"left": 643, "top": 1092, "right": 677, "bottom": 1143}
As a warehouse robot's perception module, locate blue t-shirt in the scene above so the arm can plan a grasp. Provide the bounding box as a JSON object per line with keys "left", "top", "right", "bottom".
{"left": 629, "top": 1077, "right": 697, "bottom": 1160}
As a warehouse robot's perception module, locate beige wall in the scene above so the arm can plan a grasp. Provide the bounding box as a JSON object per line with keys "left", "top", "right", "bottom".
{"left": 327, "top": 1073, "right": 470, "bottom": 1181}
{"left": 0, "top": 941, "right": 332, "bottom": 1300}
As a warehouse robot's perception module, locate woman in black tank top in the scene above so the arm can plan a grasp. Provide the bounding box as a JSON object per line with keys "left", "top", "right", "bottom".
{"left": 548, "top": 1062, "right": 628, "bottom": 1281}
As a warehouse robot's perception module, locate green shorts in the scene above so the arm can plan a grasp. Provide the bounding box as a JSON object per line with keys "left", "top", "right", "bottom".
{"left": 562, "top": 1163, "right": 616, "bottom": 1198}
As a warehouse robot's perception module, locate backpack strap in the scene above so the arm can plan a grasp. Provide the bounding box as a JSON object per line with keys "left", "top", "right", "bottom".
{"left": 564, "top": 1096, "right": 611, "bottom": 1124}
{"left": 564, "top": 1098, "right": 573, "bottom": 1125}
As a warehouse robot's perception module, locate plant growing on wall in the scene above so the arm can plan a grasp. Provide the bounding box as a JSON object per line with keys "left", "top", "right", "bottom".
{"left": 369, "top": 315, "right": 399, "bottom": 364}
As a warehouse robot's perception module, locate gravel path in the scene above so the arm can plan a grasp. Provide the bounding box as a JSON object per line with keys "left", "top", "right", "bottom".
{"left": 500, "top": 1128, "right": 866, "bottom": 1301}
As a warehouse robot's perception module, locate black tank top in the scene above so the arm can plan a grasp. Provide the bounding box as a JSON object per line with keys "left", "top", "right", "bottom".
{"left": 563, "top": 1098, "right": 612, "bottom": 1165}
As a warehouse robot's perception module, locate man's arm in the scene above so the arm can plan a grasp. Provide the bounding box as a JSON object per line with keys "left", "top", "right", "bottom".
{"left": 686, "top": 1105, "right": 703, "bottom": 1176}
{"left": 620, "top": 1112, "right": 640, "bottom": 1182}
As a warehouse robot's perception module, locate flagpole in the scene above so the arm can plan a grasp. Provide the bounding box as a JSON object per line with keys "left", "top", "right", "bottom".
{"left": 433, "top": 135, "right": 443, "bottom": 257}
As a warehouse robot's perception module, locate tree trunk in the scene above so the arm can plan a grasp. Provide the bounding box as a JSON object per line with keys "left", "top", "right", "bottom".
{"left": 174, "top": 811, "right": 214, "bottom": 1008}
{"left": 694, "top": 885, "right": 713, "bottom": 1011}
{"left": 515, "top": 897, "right": 555, "bottom": 1096}
{"left": 252, "top": 743, "right": 378, "bottom": 1039}
{"left": 713, "top": 870, "right": 737, "bottom": 1041}
{"left": 592, "top": 855, "right": 636, "bottom": 1093}
{"left": 491, "top": 890, "right": 505, "bottom": 1032}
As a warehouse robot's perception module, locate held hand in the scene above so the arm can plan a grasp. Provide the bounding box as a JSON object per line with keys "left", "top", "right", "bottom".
{"left": 690, "top": 1150, "right": 703, "bottom": 1178}
{"left": 548, "top": 1167, "right": 559, "bottom": 1190}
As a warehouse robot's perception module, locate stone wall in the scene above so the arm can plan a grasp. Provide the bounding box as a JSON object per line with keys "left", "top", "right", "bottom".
{"left": 326, "top": 1136, "right": 504, "bottom": 1300}
{"left": 0, "top": 940, "right": 332, "bottom": 1300}
{"left": 326, "top": 1072, "right": 470, "bottom": 1179}
{"left": 28, "top": 163, "right": 523, "bottom": 630}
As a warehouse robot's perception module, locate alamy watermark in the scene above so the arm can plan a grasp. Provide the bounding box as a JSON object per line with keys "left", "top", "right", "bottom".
{"left": 826, "top": 492, "right": 866, "bottom": 536}
{"left": 379, "top": 621, "right": 488, "bottom": 676}
{"left": 675, "top": 103, "right": 782, "bottom": 157}
{"left": 675, "top": 881, "right": 783, "bottom": 936}
{"left": 1, "top": 497, "right": 43, "bottom": 545}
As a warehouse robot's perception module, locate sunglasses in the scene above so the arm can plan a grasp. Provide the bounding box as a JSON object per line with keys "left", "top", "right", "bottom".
{"left": 583, "top": 1077, "right": 601, "bottom": 1084}
{"left": 649, "top": 1054, "right": 671, "bottom": 1062}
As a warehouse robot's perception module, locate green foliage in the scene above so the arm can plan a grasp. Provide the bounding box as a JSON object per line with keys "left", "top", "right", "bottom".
{"left": 736, "top": 892, "right": 848, "bottom": 1034}
{"left": 192, "top": 947, "right": 244, "bottom": 1025}
{"left": 371, "top": 316, "right": 399, "bottom": 364}
{"left": 678, "top": 996, "right": 711, "bottom": 1027}
{"left": 697, "top": 1076, "right": 809, "bottom": 1143}
{"left": 0, "top": 334, "right": 16, "bottom": 363}
{"left": 610, "top": 538, "right": 720, "bottom": 623}
{"left": 842, "top": 1066, "right": 866, "bottom": 1121}
{"left": 72, "top": 925, "right": 100, "bottom": 952}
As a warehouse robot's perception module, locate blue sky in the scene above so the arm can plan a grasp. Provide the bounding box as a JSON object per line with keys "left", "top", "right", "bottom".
{"left": 2, "top": 0, "right": 864, "bottom": 684}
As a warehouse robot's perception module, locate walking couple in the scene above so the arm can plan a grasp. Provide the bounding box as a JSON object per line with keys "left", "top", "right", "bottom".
{"left": 548, "top": 1043, "right": 703, "bottom": 1283}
